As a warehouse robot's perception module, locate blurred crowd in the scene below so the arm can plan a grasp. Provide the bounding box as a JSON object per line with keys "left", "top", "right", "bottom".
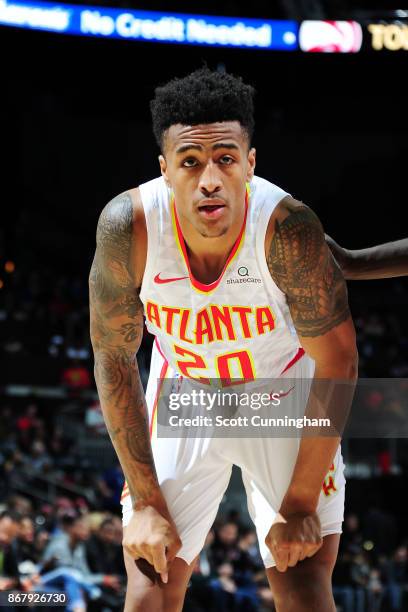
{"left": 0, "top": 400, "right": 128, "bottom": 512}
{"left": 0, "top": 496, "right": 126, "bottom": 612}
{"left": 0, "top": 265, "right": 152, "bottom": 388}
{"left": 332, "top": 512, "right": 408, "bottom": 612}
{"left": 2, "top": 496, "right": 408, "bottom": 612}
{"left": 185, "top": 509, "right": 408, "bottom": 612}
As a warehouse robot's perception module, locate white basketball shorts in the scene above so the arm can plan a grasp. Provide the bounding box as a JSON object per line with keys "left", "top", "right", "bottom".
{"left": 121, "top": 341, "right": 346, "bottom": 569}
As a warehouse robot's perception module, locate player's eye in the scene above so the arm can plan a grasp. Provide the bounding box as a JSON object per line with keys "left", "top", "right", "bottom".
{"left": 219, "top": 156, "right": 234, "bottom": 165}
{"left": 182, "top": 158, "right": 198, "bottom": 168}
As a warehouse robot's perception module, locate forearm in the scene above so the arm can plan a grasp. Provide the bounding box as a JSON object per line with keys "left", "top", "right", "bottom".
{"left": 89, "top": 192, "right": 166, "bottom": 511}
{"left": 94, "top": 347, "right": 165, "bottom": 510}
{"left": 346, "top": 238, "right": 408, "bottom": 279}
{"left": 266, "top": 200, "right": 359, "bottom": 516}
{"left": 280, "top": 356, "right": 357, "bottom": 515}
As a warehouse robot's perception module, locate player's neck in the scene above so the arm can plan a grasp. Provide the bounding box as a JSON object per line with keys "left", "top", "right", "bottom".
{"left": 179, "top": 210, "right": 245, "bottom": 284}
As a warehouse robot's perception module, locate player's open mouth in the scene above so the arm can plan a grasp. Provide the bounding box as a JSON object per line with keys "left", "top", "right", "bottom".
{"left": 197, "top": 200, "right": 226, "bottom": 219}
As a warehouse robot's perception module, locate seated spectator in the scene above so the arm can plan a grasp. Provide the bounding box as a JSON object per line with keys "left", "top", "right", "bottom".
{"left": 96, "top": 465, "right": 124, "bottom": 512}
{"left": 12, "top": 515, "right": 57, "bottom": 576}
{"left": 13, "top": 515, "right": 37, "bottom": 566}
{"left": 209, "top": 561, "right": 258, "bottom": 612}
{"left": 234, "top": 528, "right": 263, "bottom": 576}
{"left": 341, "top": 513, "right": 364, "bottom": 555}
{"left": 32, "top": 514, "right": 104, "bottom": 611}
{"left": 85, "top": 518, "right": 125, "bottom": 608}
{"left": 110, "top": 516, "right": 124, "bottom": 547}
{"left": 6, "top": 495, "right": 33, "bottom": 517}
{"left": 364, "top": 506, "right": 397, "bottom": 556}
{"left": 366, "top": 567, "right": 384, "bottom": 612}
{"left": 33, "top": 529, "right": 51, "bottom": 560}
{"left": 382, "top": 545, "right": 408, "bottom": 611}
{"left": 48, "top": 425, "right": 73, "bottom": 468}
{"left": 333, "top": 550, "right": 365, "bottom": 612}
{"left": 86, "top": 518, "right": 125, "bottom": 577}
{"left": 0, "top": 510, "right": 22, "bottom": 592}
{"left": 29, "top": 439, "right": 53, "bottom": 473}
{"left": 210, "top": 521, "right": 240, "bottom": 569}
{"left": 184, "top": 531, "right": 216, "bottom": 612}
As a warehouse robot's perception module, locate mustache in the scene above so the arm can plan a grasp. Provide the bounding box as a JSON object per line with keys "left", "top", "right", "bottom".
{"left": 196, "top": 196, "right": 227, "bottom": 208}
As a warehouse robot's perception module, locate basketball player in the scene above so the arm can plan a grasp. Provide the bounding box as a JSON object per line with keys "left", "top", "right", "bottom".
{"left": 89, "top": 68, "right": 358, "bottom": 612}
{"left": 326, "top": 235, "right": 408, "bottom": 278}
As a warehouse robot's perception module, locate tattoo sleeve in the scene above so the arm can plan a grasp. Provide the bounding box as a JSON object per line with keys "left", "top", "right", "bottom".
{"left": 267, "top": 202, "right": 350, "bottom": 337}
{"left": 89, "top": 192, "right": 161, "bottom": 509}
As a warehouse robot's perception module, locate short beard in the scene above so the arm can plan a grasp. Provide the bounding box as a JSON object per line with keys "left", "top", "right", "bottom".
{"left": 199, "top": 225, "right": 229, "bottom": 238}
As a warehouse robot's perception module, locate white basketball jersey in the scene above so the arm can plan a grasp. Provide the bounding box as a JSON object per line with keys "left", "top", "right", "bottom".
{"left": 139, "top": 175, "right": 305, "bottom": 384}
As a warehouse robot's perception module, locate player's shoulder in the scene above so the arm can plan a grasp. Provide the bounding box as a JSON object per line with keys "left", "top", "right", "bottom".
{"left": 99, "top": 175, "right": 166, "bottom": 225}
{"left": 272, "top": 194, "right": 311, "bottom": 224}
{"left": 264, "top": 195, "right": 324, "bottom": 257}
{"left": 102, "top": 186, "right": 142, "bottom": 220}
{"left": 97, "top": 186, "right": 148, "bottom": 238}
{"left": 96, "top": 187, "right": 147, "bottom": 285}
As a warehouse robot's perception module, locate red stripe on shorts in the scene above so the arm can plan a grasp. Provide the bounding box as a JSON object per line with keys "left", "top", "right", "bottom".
{"left": 280, "top": 347, "right": 305, "bottom": 375}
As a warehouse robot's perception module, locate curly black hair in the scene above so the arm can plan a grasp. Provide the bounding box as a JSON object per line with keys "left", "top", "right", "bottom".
{"left": 150, "top": 67, "right": 255, "bottom": 152}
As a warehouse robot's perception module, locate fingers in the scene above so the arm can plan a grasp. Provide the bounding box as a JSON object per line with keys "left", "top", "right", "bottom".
{"left": 306, "top": 538, "right": 323, "bottom": 557}
{"left": 287, "top": 544, "right": 303, "bottom": 568}
{"left": 151, "top": 543, "right": 168, "bottom": 582}
{"left": 269, "top": 539, "right": 323, "bottom": 572}
{"left": 166, "top": 535, "right": 182, "bottom": 564}
{"left": 273, "top": 543, "right": 303, "bottom": 572}
{"left": 273, "top": 544, "right": 290, "bottom": 572}
{"left": 124, "top": 531, "right": 182, "bottom": 586}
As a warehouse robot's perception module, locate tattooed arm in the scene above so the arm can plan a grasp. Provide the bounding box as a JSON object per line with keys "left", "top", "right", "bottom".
{"left": 325, "top": 234, "right": 408, "bottom": 279}
{"left": 89, "top": 190, "right": 181, "bottom": 577}
{"left": 264, "top": 197, "right": 358, "bottom": 571}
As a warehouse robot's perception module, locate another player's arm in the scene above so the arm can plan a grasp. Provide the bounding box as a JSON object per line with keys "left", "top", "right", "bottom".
{"left": 89, "top": 191, "right": 180, "bottom": 579}
{"left": 325, "top": 234, "right": 408, "bottom": 279}
{"left": 266, "top": 198, "right": 358, "bottom": 570}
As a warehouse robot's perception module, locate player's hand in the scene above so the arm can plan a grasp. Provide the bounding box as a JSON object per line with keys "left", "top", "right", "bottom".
{"left": 265, "top": 511, "right": 323, "bottom": 572}
{"left": 122, "top": 504, "right": 182, "bottom": 584}
{"left": 325, "top": 234, "right": 350, "bottom": 276}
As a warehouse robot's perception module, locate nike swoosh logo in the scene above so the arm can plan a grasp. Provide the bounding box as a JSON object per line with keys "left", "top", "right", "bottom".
{"left": 270, "top": 385, "right": 295, "bottom": 399}
{"left": 154, "top": 273, "right": 189, "bottom": 284}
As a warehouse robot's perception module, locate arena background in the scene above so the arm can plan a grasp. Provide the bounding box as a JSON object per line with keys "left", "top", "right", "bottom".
{"left": 1, "top": 1, "right": 408, "bottom": 610}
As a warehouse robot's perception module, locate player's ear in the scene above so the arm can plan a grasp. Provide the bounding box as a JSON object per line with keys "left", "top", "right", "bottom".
{"left": 159, "top": 155, "right": 171, "bottom": 188}
{"left": 246, "top": 147, "right": 256, "bottom": 181}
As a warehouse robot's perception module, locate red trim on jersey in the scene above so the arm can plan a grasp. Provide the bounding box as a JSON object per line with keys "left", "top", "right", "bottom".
{"left": 149, "top": 360, "right": 169, "bottom": 438}
{"left": 154, "top": 336, "right": 167, "bottom": 361}
{"left": 280, "top": 347, "right": 305, "bottom": 375}
{"left": 172, "top": 189, "right": 249, "bottom": 293}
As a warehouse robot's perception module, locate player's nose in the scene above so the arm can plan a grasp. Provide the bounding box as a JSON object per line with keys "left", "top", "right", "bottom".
{"left": 198, "top": 161, "right": 222, "bottom": 195}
